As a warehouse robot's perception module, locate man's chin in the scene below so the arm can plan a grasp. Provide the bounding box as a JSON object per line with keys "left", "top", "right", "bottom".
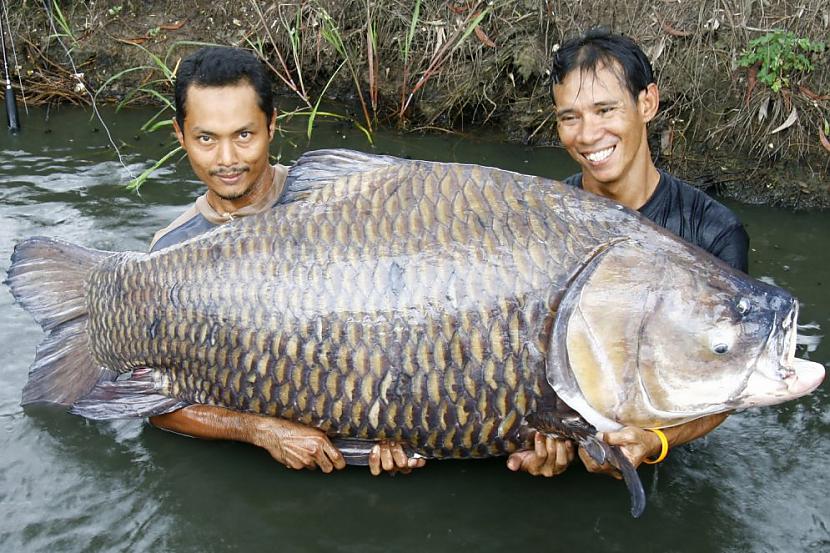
{"left": 212, "top": 181, "right": 254, "bottom": 202}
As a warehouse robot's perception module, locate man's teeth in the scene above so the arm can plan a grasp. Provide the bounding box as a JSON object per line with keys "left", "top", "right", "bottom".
{"left": 585, "top": 147, "right": 614, "bottom": 162}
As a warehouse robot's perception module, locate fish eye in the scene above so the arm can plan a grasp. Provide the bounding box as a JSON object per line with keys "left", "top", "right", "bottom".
{"left": 713, "top": 343, "right": 730, "bottom": 355}
{"left": 737, "top": 298, "right": 751, "bottom": 315}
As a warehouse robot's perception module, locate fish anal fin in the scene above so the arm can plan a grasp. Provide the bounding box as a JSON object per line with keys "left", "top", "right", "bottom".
{"left": 70, "top": 368, "right": 187, "bottom": 420}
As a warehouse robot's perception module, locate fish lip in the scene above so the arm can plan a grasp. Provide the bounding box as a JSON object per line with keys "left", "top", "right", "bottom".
{"left": 732, "top": 301, "right": 825, "bottom": 406}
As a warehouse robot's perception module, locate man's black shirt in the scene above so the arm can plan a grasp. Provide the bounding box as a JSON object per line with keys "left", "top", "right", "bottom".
{"left": 564, "top": 170, "right": 749, "bottom": 272}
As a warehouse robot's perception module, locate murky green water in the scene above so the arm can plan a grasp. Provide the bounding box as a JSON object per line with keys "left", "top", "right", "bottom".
{"left": 1, "top": 106, "right": 827, "bottom": 552}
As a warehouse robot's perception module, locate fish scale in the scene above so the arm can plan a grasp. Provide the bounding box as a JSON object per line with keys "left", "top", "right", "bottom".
{"left": 97, "top": 158, "right": 578, "bottom": 456}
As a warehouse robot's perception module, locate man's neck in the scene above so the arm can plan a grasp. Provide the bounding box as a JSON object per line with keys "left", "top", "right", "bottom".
{"left": 206, "top": 164, "right": 274, "bottom": 215}
{"left": 582, "top": 159, "right": 661, "bottom": 211}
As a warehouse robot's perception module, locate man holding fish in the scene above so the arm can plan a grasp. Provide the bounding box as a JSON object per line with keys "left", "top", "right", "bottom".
{"left": 506, "top": 29, "right": 749, "bottom": 478}
{"left": 148, "top": 33, "right": 749, "bottom": 481}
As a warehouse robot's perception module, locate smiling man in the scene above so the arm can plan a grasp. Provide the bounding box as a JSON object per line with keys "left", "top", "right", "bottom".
{"left": 508, "top": 29, "right": 750, "bottom": 478}
{"left": 149, "top": 46, "right": 423, "bottom": 475}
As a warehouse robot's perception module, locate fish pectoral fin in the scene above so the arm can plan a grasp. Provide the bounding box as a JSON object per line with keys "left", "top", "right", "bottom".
{"left": 579, "top": 435, "right": 609, "bottom": 466}
{"left": 330, "top": 437, "right": 423, "bottom": 466}
{"left": 602, "top": 444, "right": 647, "bottom": 519}
{"left": 69, "top": 368, "right": 187, "bottom": 420}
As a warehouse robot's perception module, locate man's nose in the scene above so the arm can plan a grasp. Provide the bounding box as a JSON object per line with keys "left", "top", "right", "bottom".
{"left": 217, "top": 140, "right": 237, "bottom": 166}
{"left": 576, "top": 115, "right": 603, "bottom": 144}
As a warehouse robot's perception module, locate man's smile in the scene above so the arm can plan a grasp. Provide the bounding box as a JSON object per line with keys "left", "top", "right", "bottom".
{"left": 583, "top": 145, "right": 616, "bottom": 164}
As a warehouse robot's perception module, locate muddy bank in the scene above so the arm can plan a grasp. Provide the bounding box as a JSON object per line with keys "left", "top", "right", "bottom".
{"left": 2, "top": 0, "right": 829, "bottom": 208}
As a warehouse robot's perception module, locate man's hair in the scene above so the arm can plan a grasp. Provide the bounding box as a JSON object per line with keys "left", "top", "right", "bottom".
{"left": 174, "top": 46, "right": 274, "bottom": 130}
{"left": 551, "top": 28, "right": 655, "bottom": 103}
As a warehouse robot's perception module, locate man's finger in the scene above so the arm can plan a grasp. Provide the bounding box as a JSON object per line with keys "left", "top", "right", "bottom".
{"left": 391, "top": 443, "right": 408, "bottom": 469}
{"left": 534, "top": 432, "right": 547, "bottom": 459}
{"left": 380, "top": 443, "right": 394, "bottom": 471}
{"left": 368, "top": 445, "right": 382, "bottom": 476}
{"left": 322, "top": 440, "right": 346, "bottom": 470}
{"left": 507, "top": 450, "right": 530, "bottom": 472}
{"left": 315, "top": 450, "right": 334, "bottom": 473}
{"left": 554, "top": 438, "right": 571, "bottom": 472}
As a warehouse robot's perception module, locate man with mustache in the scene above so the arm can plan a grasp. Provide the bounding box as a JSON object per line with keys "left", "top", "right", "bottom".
{"left": 149, "top": 46, "right": 423, "bottom": 475}
{"left": 507, "top": 28, "right": 749, "bottom": 479}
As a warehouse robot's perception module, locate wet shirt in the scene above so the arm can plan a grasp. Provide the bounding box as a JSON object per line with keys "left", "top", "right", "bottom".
{"left": 150, "top": 164, "right": 289, "bottom": 252}
{"left": 564, "top": 170, "right": 749, "bottom": 273}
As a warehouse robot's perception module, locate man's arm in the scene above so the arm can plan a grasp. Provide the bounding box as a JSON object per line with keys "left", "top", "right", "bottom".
{"left": 150, "top": 405, "right": 425, "bottom": 474}
{"left": 150, "top": 405, "right": 347, "bottom": 472}
{"left": 579, "top": 413, "right": 729, "bottom": 478}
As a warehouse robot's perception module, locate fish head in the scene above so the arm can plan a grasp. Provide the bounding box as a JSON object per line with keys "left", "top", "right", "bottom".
{"left": 548, "top": 237, "right": 825, "bottom": 431}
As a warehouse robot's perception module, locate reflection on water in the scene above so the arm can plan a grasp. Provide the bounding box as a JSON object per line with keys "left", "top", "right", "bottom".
{"left": 0, "top": 105, "right": 827, "bottom": 552}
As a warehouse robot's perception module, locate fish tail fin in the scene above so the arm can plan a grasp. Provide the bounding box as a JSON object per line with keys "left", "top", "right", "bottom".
{"left": 5, "top": 237, "right": 112, "bottom": 406}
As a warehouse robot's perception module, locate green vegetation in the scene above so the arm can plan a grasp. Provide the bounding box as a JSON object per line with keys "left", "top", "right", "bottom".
{"left": 739, "top": 31, "right": 825, "bottom": 93}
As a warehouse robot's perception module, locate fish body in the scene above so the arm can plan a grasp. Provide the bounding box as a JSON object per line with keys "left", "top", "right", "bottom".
{"left": 7, "top": 149, "right": 824, "bottom": 516}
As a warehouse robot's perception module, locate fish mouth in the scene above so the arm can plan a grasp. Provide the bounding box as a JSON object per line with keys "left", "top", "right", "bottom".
{"left": 737, "top": 303, "right": 825, "bottom": 407}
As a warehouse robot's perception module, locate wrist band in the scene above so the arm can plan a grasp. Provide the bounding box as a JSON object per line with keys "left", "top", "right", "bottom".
{"left": 643, "top": 428, "right": 669, "bottom": 464}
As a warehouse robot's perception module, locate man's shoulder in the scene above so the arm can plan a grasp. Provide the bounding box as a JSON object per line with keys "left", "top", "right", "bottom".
{"left": 149, "top": 201, "right": 211, "bottom": 252}
{"left": 660, "top": 171, "right": 742, "bottom": 226}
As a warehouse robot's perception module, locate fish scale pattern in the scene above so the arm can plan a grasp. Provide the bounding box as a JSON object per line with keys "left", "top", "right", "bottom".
{"left": 86, "top": 156, "right": 620, "bottom": 458}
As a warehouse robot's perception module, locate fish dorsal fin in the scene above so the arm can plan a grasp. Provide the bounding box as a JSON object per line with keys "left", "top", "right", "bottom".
{"left": 279, "top": 149, "right": 402, "bottom": 204}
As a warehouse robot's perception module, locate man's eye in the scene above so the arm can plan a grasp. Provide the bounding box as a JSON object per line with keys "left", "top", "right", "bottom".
{"left": 239, "top": 131, "right": 251, "bottom": 139}
{"left": 198, "top": 135, "right": 213, "bottom": 143}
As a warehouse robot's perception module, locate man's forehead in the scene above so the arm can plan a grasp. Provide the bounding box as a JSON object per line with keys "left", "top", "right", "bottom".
{"left": 182, "top": 82, "right": 265, "bottom": 127}
{"left": 186, "top": 81, "right": 258, "bottom": 103}
{"left": 553, "top": 62, "right": 630, "bottom": 105}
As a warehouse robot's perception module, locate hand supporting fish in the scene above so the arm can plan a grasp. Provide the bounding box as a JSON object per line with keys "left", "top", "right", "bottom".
{"left": 526, "top": 411, "right": 646, "bottom": 518}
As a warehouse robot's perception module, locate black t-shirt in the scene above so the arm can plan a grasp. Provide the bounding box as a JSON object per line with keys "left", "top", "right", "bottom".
{"left": 564, "top": 170, "right": 749, "bottom": 272}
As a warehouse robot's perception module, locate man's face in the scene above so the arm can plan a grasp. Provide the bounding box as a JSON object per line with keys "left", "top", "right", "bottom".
{"left": 174, "top": 82, "right": 275, "bottom": 207}
{"left": 553, "top": 63, "right": 657, "bottom": 189}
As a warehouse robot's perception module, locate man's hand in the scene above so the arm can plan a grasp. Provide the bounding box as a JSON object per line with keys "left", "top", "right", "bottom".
{"left": 250, "top": 417, "right": 346, "bottom": 473}
{"left": 578, "top": 426, "right": 658, "bottom": 480}
{"left": 579, "top": 413, "right": 730, "bottom": 479}
{"left": 368, "top": 441, "right": 427, "bottom": 476}
{"left": 506, "top": 432, "right": 575, "bottom": 477}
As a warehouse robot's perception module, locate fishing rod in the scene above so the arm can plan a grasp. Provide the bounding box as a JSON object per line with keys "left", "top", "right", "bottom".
{"left": 1, "top": 0, "right": 20, "bottom": 133}
{"left": 2, "top": 0, "right": 25, "bottom": 112}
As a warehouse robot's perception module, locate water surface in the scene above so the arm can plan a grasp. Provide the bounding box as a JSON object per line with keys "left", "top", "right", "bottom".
{"left": 0, "top": 106, "right": 827, "bottom": 552}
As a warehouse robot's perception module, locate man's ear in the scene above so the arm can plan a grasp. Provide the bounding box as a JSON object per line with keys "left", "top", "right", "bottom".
{"left": 172, "top": 117, "right": 186, "bottom": 149}
{"left": 639, "top": 83, "right": 660, "bottom": 123}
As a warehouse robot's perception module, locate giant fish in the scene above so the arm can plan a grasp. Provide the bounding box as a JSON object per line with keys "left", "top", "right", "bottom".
{"left": 6, "top": 149, "right": 824, "bottom": 517}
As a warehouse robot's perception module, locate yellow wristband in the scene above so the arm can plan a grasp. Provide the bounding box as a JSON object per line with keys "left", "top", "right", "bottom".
{"left": 643, "top": 428, "right": 669, "bottom": 464}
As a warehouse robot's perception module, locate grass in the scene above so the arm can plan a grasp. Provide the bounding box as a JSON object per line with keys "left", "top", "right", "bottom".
{"left": 14, "top": 0, "right": 830, "bottom": 184}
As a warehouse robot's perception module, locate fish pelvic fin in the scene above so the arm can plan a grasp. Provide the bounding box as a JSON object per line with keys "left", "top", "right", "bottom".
{"left": 6, "top": 237, "right": 112, "bottom": 406}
